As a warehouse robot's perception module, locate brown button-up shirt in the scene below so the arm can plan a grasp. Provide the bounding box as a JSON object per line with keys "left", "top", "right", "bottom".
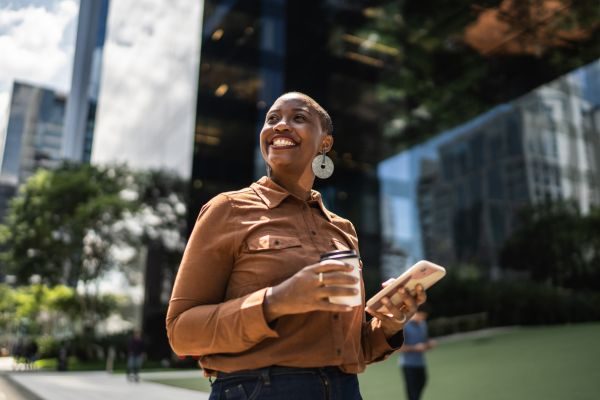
{"left": 166, "top": 177, "right": 400, "bottom": 374}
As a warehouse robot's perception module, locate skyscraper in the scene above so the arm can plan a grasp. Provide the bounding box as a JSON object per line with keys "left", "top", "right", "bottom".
{"left": 0, "top": 82, "right": 68, "bottom": 185}
{"left": 62, "top": 0, "right": 110, "bottom": 162}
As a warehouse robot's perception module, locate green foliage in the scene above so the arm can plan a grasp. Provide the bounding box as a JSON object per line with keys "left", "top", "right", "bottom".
{"left": 500, "top": 203, "right": 600, "bottom": 290}
{"left": 0, "top": 283, "right": 16, "bottom": 332}
{"left": 347, "top": 0, "right": 600, "bottom": 153}
{"left": 0, "top": 283, "right": 121, "bottom": 340}
{"left": 36, "top": 335, "right": 60, "bottom": 358}
{"left": 0, "top": 162, "right": 134, "bottom": 287}
{"left": 426, "top": 270, "right": 600, "bottom": 330}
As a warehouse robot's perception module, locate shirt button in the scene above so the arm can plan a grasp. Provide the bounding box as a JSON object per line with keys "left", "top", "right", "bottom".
{"left": 311, "top": 230, "right": 316, "bottom": 235}
{"left": 333, "top": 314, "right": 339, "bottom": 320}
{"left": 336, "top": 349, "right": 342, "bottom": 356}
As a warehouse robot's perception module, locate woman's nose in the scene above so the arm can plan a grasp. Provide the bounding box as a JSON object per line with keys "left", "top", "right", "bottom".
{"left": 274, "top": 120, "right": 290, "bottom": 132}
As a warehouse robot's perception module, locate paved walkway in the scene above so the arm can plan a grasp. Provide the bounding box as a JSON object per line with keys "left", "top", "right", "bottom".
{"left": 4, "top": 368, "right": 210, "bottom": 400}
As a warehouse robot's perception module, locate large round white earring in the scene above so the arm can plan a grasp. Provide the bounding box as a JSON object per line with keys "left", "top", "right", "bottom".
{"left": 312, "top": 149, "right": 334, "bottom": 179}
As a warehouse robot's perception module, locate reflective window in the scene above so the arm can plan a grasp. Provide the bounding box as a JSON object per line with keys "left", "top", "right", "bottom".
{"left": 192, "top": 0, "right": 600, "bottom": 288}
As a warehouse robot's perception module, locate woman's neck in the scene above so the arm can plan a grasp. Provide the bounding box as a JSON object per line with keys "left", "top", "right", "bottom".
{"left": 269, "top": 173, "right": 314, "bottom": 201}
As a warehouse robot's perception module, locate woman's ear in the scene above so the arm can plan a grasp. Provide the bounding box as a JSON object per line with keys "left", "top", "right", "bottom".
{"left": 322, "top": 134, "right": 334, "bottom": 152}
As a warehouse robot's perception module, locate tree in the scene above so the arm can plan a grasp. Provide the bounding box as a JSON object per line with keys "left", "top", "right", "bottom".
{"left": 112, "top": 169, "right": 188, "bottom": 359}
{"left": 0, "top": 283, "right": 120, "bottom": 339}
{"left": 0, "top": 162, "right": 133, "bottom": 287}
{"left": 500, "top": 202, "right": 600, "bottom": 290}
{"left": 345, "top": 0, "right": 600, "bottom": 154}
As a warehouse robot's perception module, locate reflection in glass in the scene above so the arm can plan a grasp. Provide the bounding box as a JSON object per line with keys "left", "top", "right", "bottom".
{"left": 379, "top": 59, "right": 600, "bottom": 278}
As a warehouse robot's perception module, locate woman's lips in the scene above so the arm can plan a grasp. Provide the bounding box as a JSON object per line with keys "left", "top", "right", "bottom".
{"left": 270, "top": 137, "right": 298, "bottom": 149}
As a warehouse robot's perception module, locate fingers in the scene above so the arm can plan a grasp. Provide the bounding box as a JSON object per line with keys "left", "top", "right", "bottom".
{"left": 316, "top": 300, "right": 354, "bottom": 313}
{"left": 365, "top": 306, "right": 390, "bottom": 321}
{"left": 414, "top": 284, "right": 427, "bottom": 305}
{"left": 318, "top": 285, "right": 359, "bottom": 299}
{"left": 368, "top": 284, "right": 427, "bottom": 323}
{"left": 317, "top": 271, "right": 359, "bottom": 287}
{"left": 311, "top": 260, "right": 354, "bottom": 274}
{"left": 381, "top": 297, "right": 407, "bottom": 320}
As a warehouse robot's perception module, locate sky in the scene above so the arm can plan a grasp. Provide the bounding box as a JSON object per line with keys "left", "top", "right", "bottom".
{"left": 91, "top": 0, "right": 202, "bottom": 178}
{"left": 0, "top": 0, "right": 78, "bottom": 130}
{"left": 0, "top": 0, "right": 202, "bottom": 178}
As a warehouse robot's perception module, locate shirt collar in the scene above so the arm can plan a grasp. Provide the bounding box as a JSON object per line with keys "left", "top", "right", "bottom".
{"left": 251, "top": 176, "right": 333, "bottom": 222}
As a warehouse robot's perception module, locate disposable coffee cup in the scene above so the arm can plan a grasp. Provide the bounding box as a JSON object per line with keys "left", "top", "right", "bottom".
{"left": 319, "top": 250, "right": 362, "bottom": 307}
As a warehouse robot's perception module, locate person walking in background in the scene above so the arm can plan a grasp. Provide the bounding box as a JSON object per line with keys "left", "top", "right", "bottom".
{"left": 166, "top": 92, "right": 428, "bottom": 399}
{"left": 24, "top": 339, "right": 38, "bottom": 370}
{"left": 126, "top": 330, "right": 145, "bottom": 382}
{"left": 399, "top": 306, "right": 437, "bottom": 400}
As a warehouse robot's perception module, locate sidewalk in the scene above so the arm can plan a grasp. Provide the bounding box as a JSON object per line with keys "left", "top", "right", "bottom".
{"left": 5, "top": 369, "right": 210, "bottom": 400}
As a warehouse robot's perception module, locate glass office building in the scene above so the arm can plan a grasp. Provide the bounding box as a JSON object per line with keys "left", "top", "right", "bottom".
{"left": 190, "top": 1, "right": 599, "bottom": 292}
{"left": 0, "top": 82, "right": 69, "bottom": 184}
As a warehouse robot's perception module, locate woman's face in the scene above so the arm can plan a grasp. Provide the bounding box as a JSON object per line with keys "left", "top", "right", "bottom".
{"left": 260, "top": 94, "right": 332, "bottom": 178}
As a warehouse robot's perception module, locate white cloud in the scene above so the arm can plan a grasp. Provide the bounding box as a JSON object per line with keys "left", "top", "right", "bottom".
{"left": 0, "top": 0, "right": 78, "bottom": 129}
{"left": 92, "top": 0, "right": 202, "bottom": 178}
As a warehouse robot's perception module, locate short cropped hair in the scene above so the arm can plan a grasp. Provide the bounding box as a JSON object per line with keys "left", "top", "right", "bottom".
{"left": 281, "top": 91, "right": 334, "bottom": 136}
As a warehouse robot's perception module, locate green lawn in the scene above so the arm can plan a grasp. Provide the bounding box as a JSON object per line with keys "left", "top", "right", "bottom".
{"left": 359, "top": 323, "right": 600, "bottom": 400}
{"left": 147, "top": 323, "right": 600, "bottom": 400}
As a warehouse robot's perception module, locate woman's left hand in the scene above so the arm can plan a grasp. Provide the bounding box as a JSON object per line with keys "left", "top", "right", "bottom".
{"left": 365, "top": 282, "right": 427, "bottom": 338}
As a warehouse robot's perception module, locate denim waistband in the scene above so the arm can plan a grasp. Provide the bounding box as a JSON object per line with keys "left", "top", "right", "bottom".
{"left": 216, "top": 366, "right": 346, "bottom": 381}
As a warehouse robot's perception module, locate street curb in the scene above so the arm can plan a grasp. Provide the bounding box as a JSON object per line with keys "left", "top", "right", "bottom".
{"left": 2, "top": 373, "right": 45, "bottom": 400}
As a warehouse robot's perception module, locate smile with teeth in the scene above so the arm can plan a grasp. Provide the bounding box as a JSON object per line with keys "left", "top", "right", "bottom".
{"left": 271, "top": 137, "right": 297, "bottom": 148}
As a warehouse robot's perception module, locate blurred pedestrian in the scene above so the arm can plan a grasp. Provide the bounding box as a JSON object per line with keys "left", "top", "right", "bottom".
{"left": 126, "top": 330, "right": 145, "bottom": 382}
{"left": 399, "top": 306, "right": 437, "bottom": 400}
{"left": 24, "top": 339, "right": 38, "bottom": 370}
{"left": 11, "top": 340, "right": 24, "bottom": 370}
{"left": 57, "top": 342, "right": 69, "bottom": 371}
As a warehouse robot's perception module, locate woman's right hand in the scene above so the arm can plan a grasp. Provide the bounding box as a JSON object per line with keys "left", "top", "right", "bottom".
{"left": 263, "top": 260, "right": 359, "bottom": 321}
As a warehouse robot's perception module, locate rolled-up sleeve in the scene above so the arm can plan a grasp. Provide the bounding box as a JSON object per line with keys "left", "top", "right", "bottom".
{"left": 166, "top": 194, "right": 279, "bottom": 356}
{"left": 361, "top": 317, "right": 403, "bottom": 363}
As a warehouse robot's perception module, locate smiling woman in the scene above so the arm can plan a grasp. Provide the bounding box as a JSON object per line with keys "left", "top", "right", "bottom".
{"left": 259, "top": 93, "right": 335, "bottom": 193}
{"left": 166, "top": 92, "right": 428, "bottom": 400}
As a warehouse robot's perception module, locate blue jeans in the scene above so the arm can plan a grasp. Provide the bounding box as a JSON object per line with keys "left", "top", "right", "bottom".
{"left": 208, "top": 366, "right": 363, "bottom": 400}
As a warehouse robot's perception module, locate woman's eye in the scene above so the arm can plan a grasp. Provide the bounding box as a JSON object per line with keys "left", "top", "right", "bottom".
{"left": 267, "top": 115, "right": 279, "bottom": 123}
{"left": 294, "top": 114, "right": 306, "bottom": 122}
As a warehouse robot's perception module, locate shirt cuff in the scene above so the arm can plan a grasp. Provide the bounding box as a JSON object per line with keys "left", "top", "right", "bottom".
{"left": 239, "top": 288, "right": 280, "bottom": 344}
{"left": 385, "top": 329, "right": 405, "bottom": 348}
{"left": 367, "top": 320, "right": 405, "bottom": 362}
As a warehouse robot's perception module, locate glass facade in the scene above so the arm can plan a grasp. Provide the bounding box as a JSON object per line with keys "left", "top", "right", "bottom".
{"left": 191, "top": 1, "right": 599, "bottom": 294}
{"left": 382, "top": 61, "right": 600, "bottom": 279}
{"left": 0, "top": 82, "right": 67, "bottom": 183}
{"left": 62, "top": 0, "right": 110, "bottom": 162}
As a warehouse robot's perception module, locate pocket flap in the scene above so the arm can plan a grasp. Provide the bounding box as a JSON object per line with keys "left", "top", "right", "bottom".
{"left": 246, "top": 234, "right": 302, "bottom": 251}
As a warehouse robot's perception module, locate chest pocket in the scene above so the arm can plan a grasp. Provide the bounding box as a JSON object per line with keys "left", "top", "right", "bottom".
{"left": 245, "top": 234, "right": 302, "bottom": 252}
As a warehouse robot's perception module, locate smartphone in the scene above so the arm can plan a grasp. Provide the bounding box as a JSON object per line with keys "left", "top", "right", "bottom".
{"left": 366, "top": 260, "right": 446, "bottom": 313}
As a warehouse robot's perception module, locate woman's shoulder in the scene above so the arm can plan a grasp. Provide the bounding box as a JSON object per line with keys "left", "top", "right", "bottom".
{"left": 324, "top": 208, "right": 357, "bottom": 233}
{"left": 204, "top": 186, "right": 262, "bottom": 209}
